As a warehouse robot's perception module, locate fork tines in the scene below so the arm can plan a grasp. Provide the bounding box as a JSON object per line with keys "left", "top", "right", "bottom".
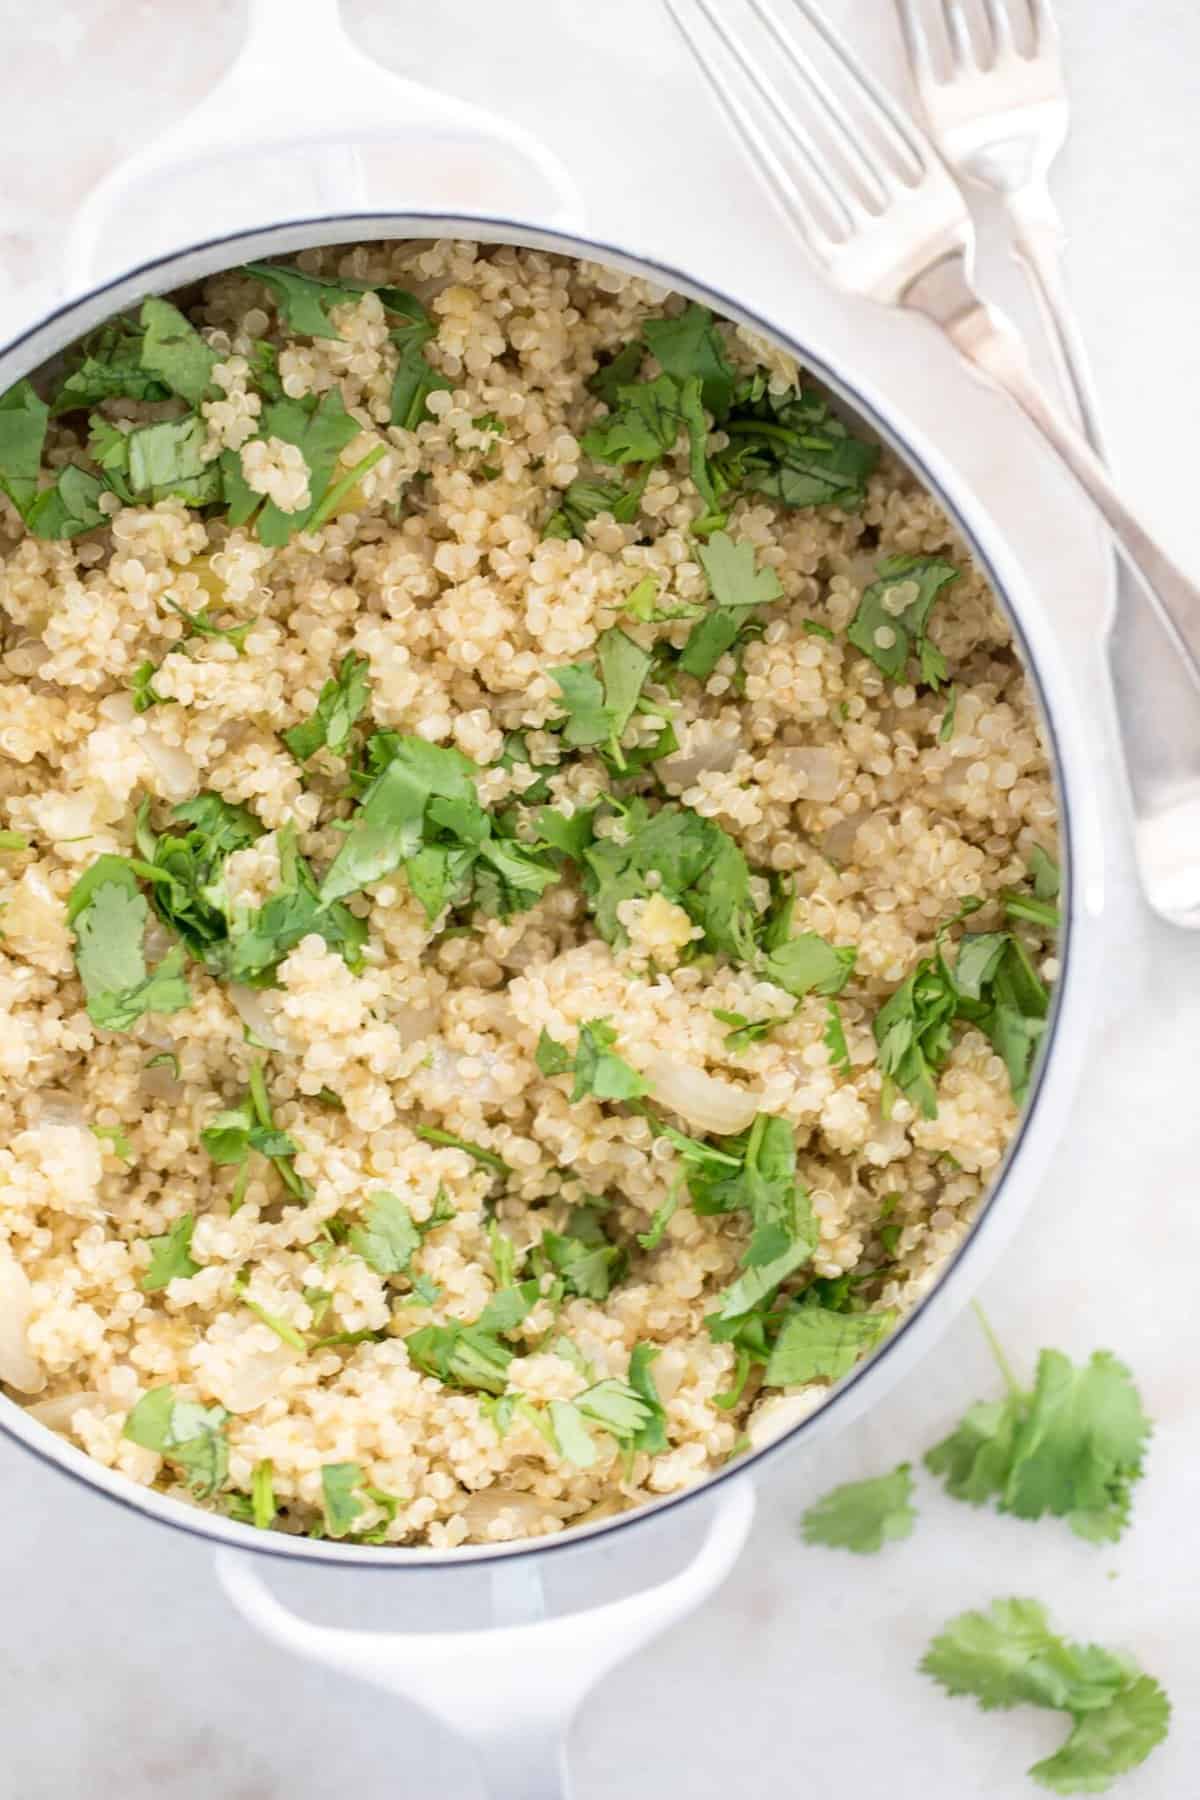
{"left": 665, "top": 0, "right": 929, "bottom": 248}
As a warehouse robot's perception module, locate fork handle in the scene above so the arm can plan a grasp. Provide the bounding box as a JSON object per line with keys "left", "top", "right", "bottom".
{"left": 908, "top": 255, "right": 1200, "bottom": 698}
{"left": 1004, "top": 184, "right": 1106, "bottom": 456}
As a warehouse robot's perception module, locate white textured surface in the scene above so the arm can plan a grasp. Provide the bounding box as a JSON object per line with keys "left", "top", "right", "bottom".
{"left": 2, "top": 3, "right": 1199, "bottom": 1796}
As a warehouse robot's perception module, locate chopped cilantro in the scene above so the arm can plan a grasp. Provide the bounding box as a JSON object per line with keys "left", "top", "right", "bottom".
{"left": 0, "top": 379, "right": 49, "bottom": 514}
{"left": 551, "top": 627, "right": 654, "bottom": 767}
{"left": 764, "top": 930, "right": 856, "bottom": 999}
{"left": 536, "top": 1017, "right": 647, "bottom": 1105}
{"left": 252, "top": 389, "right": 360, "bottom": 546}
{"left": 542, "top": 473, "right": 646, "bottom": 540}
{"left": 712, "top": 375, "right": 879, "bottom": 511}
{"left": 283, "top": 652, "right": 371, "bottom": 762}
{"left": 321, "top": 1461, "right": 367, "bottom": 1537}
{"left": 320, "top": 734, "right": 559, "bottom": 923}
{"left": 0, "top": 831, "right": 30, "bottom": 852}
{"left": 712, "top": 1007, "right": 782, "bottom": 1052}
{"left": 123, "top": 1385, "right": 229, "bottom": 1497}
{"left": 130, "top": 660, "right": 164, "bottom": 712}
{"left": 66, "top": 857, "right": 192, "bottom": 1031}
{"left": 628, "top": 1343, "right": 670, "bottom": 1453}
{"left": 349, "top": 1190, "right": 421, "bottom": 1277}
{"left": 405, "top": 1320, "right": 513, "bottom": 1394}
{"left": 539, "top": 1204, "right": 626, "bottom": 1301}
{"left": 250, "top": 1459, "right": 276, "bottom": 1530}
{"left": 823, "top": 998, "right": 851, "bottom": 1072}
{"left": 1030, "top": 845, "right": 1061, "bottom": 900}
{"left": 801, "top": 1462, "right": 916, "bottom": 1554}
{"left": 938, "top": 684, "right": 958, "bottom": 742}
{"left": 642, "top": 303, "right": 735, "bottom": 417}
{"left": 140, "top": 1213, "right": 200, "bottom": 1292}
{"left": 847, "top": 554, "right": 960, "bottom": 687}
{"left": 679, "top": 530, "right": 784, "bottom": 680}
{"left": 138, "top": 297, "right": 218, "bottom": 405}
{"left": 201, "top": 1062, "right": 308, "bottom": 1202}
{"left": 763, "top": 1302, "right": 895, "bottom": 1388}
{"left": 91, "top": 1122, "right": 134, "bottom": 1162}
{"left": 162, "top": 594, "right": 254, "bottom": 652}
{"left": 413, "top": 1125, "right": 510, "bottom": 1177}
{"left": 922, "top": 1598, "right": 1169, "bottom": 1794}
{"left": 580, "top": 799, "right": 760, "bottom": 963}
{"left": 637, "top": 1178, "right": 683, "bottom": 1251}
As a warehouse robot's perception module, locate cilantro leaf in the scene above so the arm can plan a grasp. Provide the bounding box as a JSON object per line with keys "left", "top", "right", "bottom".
{"left": 764, "top": 1303, "right": 894, "bottom": 1387}
{"left": 697, "top": 532, "right": 784, "bottom": 611}
{"left": 581, "top": 372, "right": 685, "bottom": 465}
{"left": 67, "top": 858, "right": 192, "bottom": 1031}
{"left": 551, "top": 627, "right": 654, "bottom": 762}
{"left": 319, "top": 736, "right": 476, "bottom": 903}
{"left": 23, "top": 464, "right": 109, "bottom": 539}
{"left": 321, "top": 1461, "right": 366, "bottom": 1537}
{"left": 389, "top": 320, "right": 453, "bottom": 431}
{"left": 587, "top": 340, "right": 644, "bottom": 407}
{"left": 642, "top": 303, "right": 735, "bottom": 417}
{"left": 925, "top": 1320, "right": 1151, "bottom": 1545}
{"left": 405, "top": 1321, "right": 513, "bottom": 1393}
{"left": 49, "top": 318, "right": 169, "bottom": 413}
{"left": 124, "top": 1385, "right": 229, "bottom": 1497}
{"left": 925, "top": 1392, "right": 1027, "bottom": 1508}
{"left": 922, "top": 1598, "right": 1131, "bottom": 1716}
{"left": 575, "top": 1377, "right": 654, "bottom": 1442}
{"left": 283, "top": 651, "right": 371, "bottom": 761}
{"left": 1005, "top": 1350, "right": 1151, "bottom": 1544}
{"left": 540, "top": 1205, "right": 626, "bottom": 1301}
{"left": 801, "top": 1462, "right": 916, "bottom": 1554}
{"left": 628, "top": 1343, "right": 670, "bottom": 1453}
{"left": 542, "top": 473, "right": 646, "bottom": 540}
{"left": 349, "top": 1190, "right": 421, "bottom": 1277}
{"left": 847, "top": 554, "right": 960, "bottom": 686}
{"left": 922, "top": 1598, "right": 1169, "bottom": 1794}
{"left": 1031, "top": 1676, "right": 1170, "bottom": 1794}
{"left": 715, "top": 377, "right": 879, "bottom": 511}
{"left": 679, "top": 531, "right": 785, "bottom": 679}
{"left": 581, "top": 800, "right": 760, "bottom": 963}
{"left": 200, "top": 1063, "right": 307, "bottom": 1201}
{"left": 223, "top": 821, "right": 366, "bottom": 984}
{"left": 1030, "top": 845, "right": 1061, "bottom": 900}
{"left": 570, "top": 1018, "right": 647, "bottom": 1103}
{"left": 138, "top": 297, "right": 218, "bottom": 405}
{"left": 548, "top": 1399, "right": 598, "bottom": 1467}
{"left": 764, "top": 931, "right": 856, "bottom": 999}
{"left": 140, "top": 1213, "right": 200, "bottom": 1292}
{"left": 243, "top": 262, "right": 365, "bottom": 339}
{"left": 0, "top": 378, "right": 49, "bottom": 514}
{"left": 254, "top": 390, "right": 361, "bottom": 546}
{"left": 123, "top": 415, "right": 222, "bottom": 505}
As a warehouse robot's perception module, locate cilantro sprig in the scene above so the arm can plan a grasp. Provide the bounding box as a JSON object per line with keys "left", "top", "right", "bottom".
{"left": 925, "top": 1310, "right": 1151, "bottom": 1545}
{"left": 66, "top": 856, "right": 192, "bottom": 1032}
{"left": 800, "top": 1462, "right": 917, "bottom": 1554}
{"left": 922, "top": 1598, "right": 1169, "bottom": 1794}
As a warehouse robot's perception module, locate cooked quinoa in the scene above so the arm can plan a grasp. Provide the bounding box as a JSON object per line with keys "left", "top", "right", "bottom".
{"left": 0, "top": 240, "right": 1059, "bottom": 1548}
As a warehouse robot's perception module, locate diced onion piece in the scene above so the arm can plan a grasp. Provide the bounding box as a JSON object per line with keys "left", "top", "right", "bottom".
{"left": 460, "top": 1490, "right": 562, "bottom": 1536}
{"left": 210, "top": 1341, "right": 300, "bottom": 1414}
{"left": 658, "top": 735, "right": 740, "bottom": 787}
{"left": 0, "top": 1252, "right": 46, "bottom": 1395}
{"left": 26, "top": 1389, "right": 97, "bottom": 1431}
{"left": 229, "top": 984, "right": 294, "bottom": 1053}
{"left": 745, "top": 1389, "right": 823, "bottom": 1449}
{"left": 643, "top": 1055, "right": 758, "bottom": 1136}
{"left": 779, "top": 745, "right": 842, "bottom": 803}
{"left": 138, "top": 727, "right": 197, "bottom": 801}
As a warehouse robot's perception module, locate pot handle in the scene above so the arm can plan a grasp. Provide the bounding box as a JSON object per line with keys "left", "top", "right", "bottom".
{"left": 214, "top": 1475, "right": 755, "bottom": 1800}
{"left": 63, "top": 0, "right": 584, "bottom": 298}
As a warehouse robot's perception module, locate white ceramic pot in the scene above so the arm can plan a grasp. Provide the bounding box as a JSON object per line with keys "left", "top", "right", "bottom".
{"left": 0, "top": 4, "right": 1107, "bottom": 1794}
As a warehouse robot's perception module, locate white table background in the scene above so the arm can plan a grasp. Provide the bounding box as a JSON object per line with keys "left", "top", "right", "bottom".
{"left": 1, "top": 3, "right": 1198, "bottom": 1796}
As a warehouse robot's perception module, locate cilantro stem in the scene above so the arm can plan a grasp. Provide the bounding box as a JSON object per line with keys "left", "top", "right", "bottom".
{"left": 972, "top": 1301, "right": 1022, "bottom": 1398}
{"left": 307, "top": 443, "right": 387, "bottom": 532}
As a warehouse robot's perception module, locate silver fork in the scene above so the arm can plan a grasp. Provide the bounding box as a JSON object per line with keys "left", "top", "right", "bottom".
{"left": 899, "top": 0, "right": 1200, "bottom": 929}
{"left": 896, "top": 0, "right": 1099, "bottom": 440}
{"left": 665, "top": 0, "right": 1200, "bottom": 926}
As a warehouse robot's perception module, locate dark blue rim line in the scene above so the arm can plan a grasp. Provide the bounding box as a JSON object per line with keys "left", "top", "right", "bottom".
{"left": 0, "top": 211, "right": 1074, "bottom": 1574}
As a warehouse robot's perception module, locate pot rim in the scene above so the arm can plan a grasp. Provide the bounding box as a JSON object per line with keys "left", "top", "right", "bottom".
{"left": 0, "top": 209, "right": 1097, "bottom": 1571}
